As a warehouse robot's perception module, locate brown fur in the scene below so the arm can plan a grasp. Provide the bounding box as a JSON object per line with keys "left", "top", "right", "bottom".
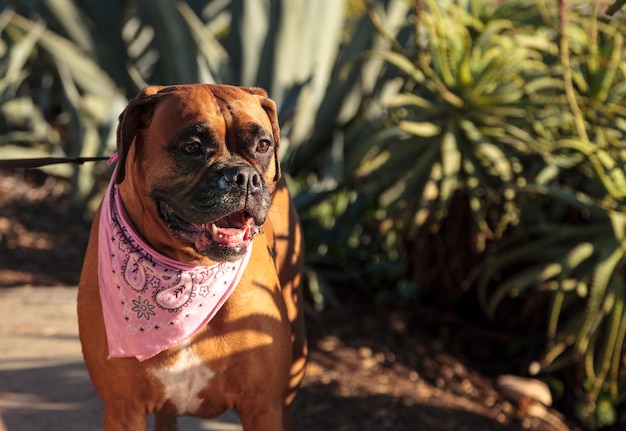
{"left": 77, "top": 84, "right": 306, "bottom": 431}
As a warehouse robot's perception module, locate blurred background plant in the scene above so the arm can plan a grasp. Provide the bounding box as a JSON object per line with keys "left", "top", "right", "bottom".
{"left": 1, "top": 0, "right": 625, "bottom": 428}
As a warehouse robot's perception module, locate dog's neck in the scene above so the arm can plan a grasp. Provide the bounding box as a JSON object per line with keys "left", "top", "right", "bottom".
{"left": 98, "top": 176, "right": 252, "bottom": 360}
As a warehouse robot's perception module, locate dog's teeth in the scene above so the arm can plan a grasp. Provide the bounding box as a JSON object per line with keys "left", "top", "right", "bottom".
{"left": 211, "top": 223, "right": 218, "bottom": 236}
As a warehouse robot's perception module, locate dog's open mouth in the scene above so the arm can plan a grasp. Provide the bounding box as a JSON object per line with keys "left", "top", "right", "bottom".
{"left": 158, "top": 201, "right": 260, "bottom": 258}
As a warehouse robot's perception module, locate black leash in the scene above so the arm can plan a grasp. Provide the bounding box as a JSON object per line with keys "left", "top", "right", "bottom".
{"left": 0, "top": 156, "right": 111, "bottom": 169}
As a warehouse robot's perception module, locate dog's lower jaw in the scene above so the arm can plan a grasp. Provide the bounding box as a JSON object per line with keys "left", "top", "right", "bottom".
{"left": 158, "top": 200, "right": 262, "bottom": 261}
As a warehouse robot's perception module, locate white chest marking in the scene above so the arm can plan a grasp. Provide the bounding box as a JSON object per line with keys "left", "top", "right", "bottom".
{"left": 151, "top": 345, "right": 214, "bottom": 414}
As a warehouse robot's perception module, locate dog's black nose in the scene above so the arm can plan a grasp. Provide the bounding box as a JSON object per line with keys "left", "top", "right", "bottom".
{"left": 220, "top": 166, "right": 262, "bottom": 193}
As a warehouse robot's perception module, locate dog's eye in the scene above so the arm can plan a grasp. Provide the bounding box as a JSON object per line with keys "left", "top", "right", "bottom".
{"left": 256, "top": 139, "right": 271, "bottom": 154}
{"left": 182, "top": 142, "right": 203, "bottom": 155}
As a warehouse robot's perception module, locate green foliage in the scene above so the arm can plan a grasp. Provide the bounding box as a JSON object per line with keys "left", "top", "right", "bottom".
{"left": 361, "top": 0, "right": 556, "bottom": 240}
{"left": 0, "top": 7, "right": 127, "bottom": 206}
{"left": 0, "top": 0, "right": 414, "bottom": 208}
{"left": 358, "top": 0, "right": 626, "bottom": 427}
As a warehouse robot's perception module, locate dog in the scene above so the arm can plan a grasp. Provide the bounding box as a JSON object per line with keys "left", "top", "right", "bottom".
{"left": 77, "top": 84, "right": 307, "bottom": 431}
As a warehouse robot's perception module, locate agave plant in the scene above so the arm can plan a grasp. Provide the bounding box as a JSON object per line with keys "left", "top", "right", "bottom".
{"left": 1, "top": 0, "right": 410, "bottom": 208}
{"left": 338, "top": 0, "right": 563, "bottom": 303}
{"left": 0, "top": 0, "right": 416, "bottom": 305}
{"left": 468, "top": 1, "right": 626, "bottom": 427}
{"left": 0, "top": 11, "right": 53, "bottom": 158}
{"left": 350, "top": 0, "right": 626, "bottom": 427}
{"left": 498, "top": 4, "right": 626, "bottom": 430}
{"left": 1, "top": 6, "right": 127, "bottom": 206}
{"left": 358, "top": 0, "right": 562, "bottom": 239}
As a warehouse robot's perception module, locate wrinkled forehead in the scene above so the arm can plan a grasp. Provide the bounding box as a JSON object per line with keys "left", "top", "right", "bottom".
{"left": 149, "top": 86, "right": 270, "bottom": 141}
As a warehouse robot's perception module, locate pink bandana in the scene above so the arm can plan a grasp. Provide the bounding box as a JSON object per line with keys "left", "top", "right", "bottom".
{"left": 98, "top": 176, "right": 251, "bottom": 361}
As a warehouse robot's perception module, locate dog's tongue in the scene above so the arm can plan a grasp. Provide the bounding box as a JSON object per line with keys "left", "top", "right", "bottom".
{"left": 212, "top": 225, "right": 248, "bottom": 246}
{"left": 195, "top": 212, "right": 257, "bottom": 249}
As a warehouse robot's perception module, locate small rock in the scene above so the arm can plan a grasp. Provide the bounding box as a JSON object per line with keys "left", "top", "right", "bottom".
{"left": 496, "top": 374, "right": 552, "bottom": 406}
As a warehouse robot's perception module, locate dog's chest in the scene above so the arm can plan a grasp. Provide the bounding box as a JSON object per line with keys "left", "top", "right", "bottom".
{"left": 150, "top": 344, "right": 215, "bottom": 414}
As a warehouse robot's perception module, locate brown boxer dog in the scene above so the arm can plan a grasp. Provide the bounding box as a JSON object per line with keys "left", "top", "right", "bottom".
{"left": 77, "top": 84, "right": 306, "bottom": 431}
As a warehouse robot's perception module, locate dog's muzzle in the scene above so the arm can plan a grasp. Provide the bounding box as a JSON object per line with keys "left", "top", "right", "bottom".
{"left": 156, "top": 165, "right": 270, "bottom": 261}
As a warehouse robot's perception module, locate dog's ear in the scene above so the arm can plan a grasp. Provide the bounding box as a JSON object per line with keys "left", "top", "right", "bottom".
{"left": 115, "top": 86, "right": 165, "bottom": 184}
{"left": 240, "top": 86, "right": 268, "bottom": 98}
{"left": 241, "top": 87, "right": 281, "bottom": 182}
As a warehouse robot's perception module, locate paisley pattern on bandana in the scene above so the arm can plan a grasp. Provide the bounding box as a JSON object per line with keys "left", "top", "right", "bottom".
{"left": 97, "top": 176, "right": 251, "bottom": 361}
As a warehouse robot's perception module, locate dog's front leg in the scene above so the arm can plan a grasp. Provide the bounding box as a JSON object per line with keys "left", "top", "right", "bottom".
{"left": 103, "top": 405, "right": 147, "bottom": 431}
{"left": 154, "top": 413, "right": 178, "bottom": 431}
{"left": 238, "top": 399, "right": 284, "bottom": 431}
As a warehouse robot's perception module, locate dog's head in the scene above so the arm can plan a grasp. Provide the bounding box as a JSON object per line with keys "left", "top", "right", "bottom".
{"left": 114, "top": 84, "right": 281, "bottom": 263}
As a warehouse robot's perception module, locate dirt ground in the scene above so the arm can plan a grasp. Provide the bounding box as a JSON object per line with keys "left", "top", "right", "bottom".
{"left": 0, "top": 170, "right": 580, "bottom": 431}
